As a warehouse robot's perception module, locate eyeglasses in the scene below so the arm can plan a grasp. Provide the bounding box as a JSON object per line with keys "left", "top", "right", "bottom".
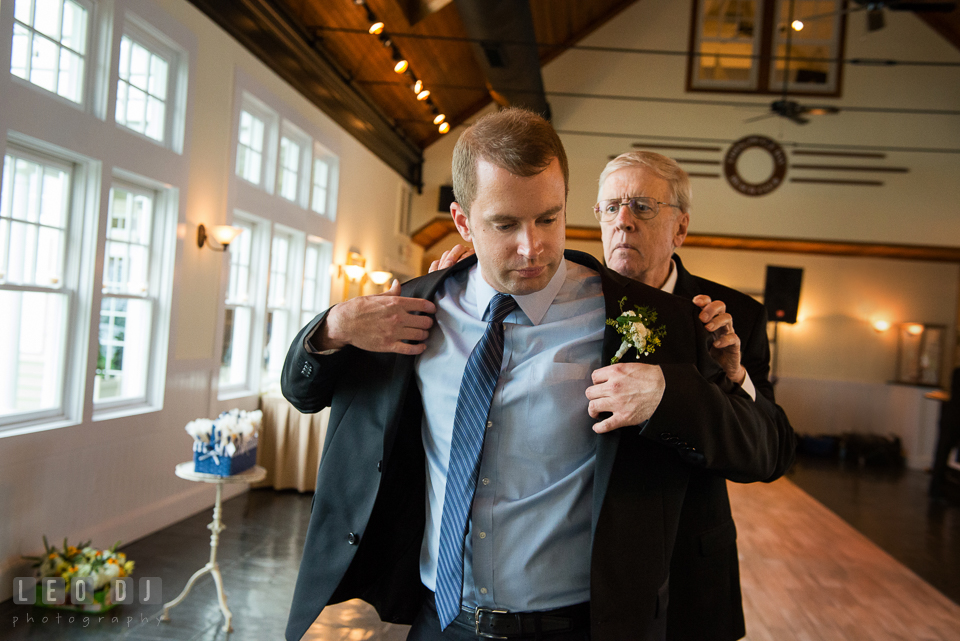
{"left": 592, "top": 197, "right": 681, "bottom": 222}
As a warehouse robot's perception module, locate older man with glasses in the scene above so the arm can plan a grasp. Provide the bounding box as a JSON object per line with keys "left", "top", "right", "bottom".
{"left": 595, "top": 151, "right": 795, "bottom": 641}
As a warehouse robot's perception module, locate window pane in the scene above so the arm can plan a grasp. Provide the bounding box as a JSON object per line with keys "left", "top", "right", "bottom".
{"left": 311, "top": 159, "right": 329, "bottom": 215}
{"left": 33, "top": 0, "right": 61, "bottom": 41}
{"left": 145, "top": 96, "right": 165, "bottom": 141}
{"left": 129, "top": 42, "right": 150, "bottom": 91}
{"left": 262, "top": 309, "right": 288, "bottom": 385}
{"left": 11, "top": 25, "right": 31, "bottom": 79}
{"left": 14, "top": 0, "right": 33, "bottom": 25}
{"left": 0, "top": 219, "right": 8, "bottom": 281}
{"left": 118, "top": 36, "right": 131, "bottom": 80}
{"left": 1, "top": 155, "right": 69, "bottom": 288}
{"left": 29, "top": 35, "right": 59, "bottom": 93}
{"left": 268, "top": 235, "right": 289, "bottom": 308}
{"left": 0, "top": 290, "right": 67, "bottom": 417}
{"left": 104, "top": 187, "right": 153, "bottom": 293}
{"left": 94, "top": 296, "right": 152, "bottom": 402}
{"left": 694, "top": 0, "right": 760, "bottom": 88}
{"left": 149, "top": 54, "right": 168, "bottom": 100}
{"left": 236, "top": 112, "right": 265, "bottom": 185}
{"left": 61, "top": 1, "right": 87, "bottom": 54}
{"left": 220, "top": 306, "right": 251, "bottom": 386}
{"left": 57, "top": 48, "right": 84, "bottom": 105}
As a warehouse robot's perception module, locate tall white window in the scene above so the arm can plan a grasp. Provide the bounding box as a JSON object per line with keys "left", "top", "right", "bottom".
{"left": 220, "top": 218, "right": 258, "bottom": 390}
{"left": 94, "top": 183, "right": 161, "bottom": 404}
{"left": 10, "top": 0, "right": 90, "bottom": 103}
{"left": 277, "top": 137, "right": 300, "bottom": 202}
{"left": 0, "top": 151, "right": 72, "bottom": 423}
{"left": 262, "top": 229, "right": 301, "bottom": 388}
{"left": 115, "top": 36, "right": 168, "bottom": 142}
{"left": 311, "top": 143, "right": 338, "bottom": 219}
{"left": 300, "top": 238, "right": 332, "bottom": 327}
{"left": 236, "top": 111, "right": 265, "bottom": 186}
{"left": 311, "top": 158, "right": 329, "bottom": 215}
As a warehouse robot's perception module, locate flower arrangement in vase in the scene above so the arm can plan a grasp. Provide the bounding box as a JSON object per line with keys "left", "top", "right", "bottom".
{"left": 186, "top": 408, "right": 261, "bottom": 476}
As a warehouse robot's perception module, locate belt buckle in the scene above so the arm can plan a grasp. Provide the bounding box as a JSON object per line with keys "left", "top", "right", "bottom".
{"left": 474, "top": 606, "right": 509, "bottom": 639}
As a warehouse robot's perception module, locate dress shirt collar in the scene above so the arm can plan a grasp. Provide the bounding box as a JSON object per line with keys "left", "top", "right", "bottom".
{"left": 473, "top": 259, "right": 568, "bottom": 325}
{"left": 660, "top": 258, "right": 678, "bottom": 294}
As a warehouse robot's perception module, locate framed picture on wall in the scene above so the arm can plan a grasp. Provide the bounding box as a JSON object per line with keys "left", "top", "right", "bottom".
{"left": 896, "top": 324, "right": 944, "bottom": 387}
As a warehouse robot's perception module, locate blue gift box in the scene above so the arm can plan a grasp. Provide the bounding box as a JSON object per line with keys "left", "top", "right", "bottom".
{"left": 192, "top": 423, "right": 258, "bottom": 476}
{"left": 193, "top": 444, "right": 257, "bottom": 476}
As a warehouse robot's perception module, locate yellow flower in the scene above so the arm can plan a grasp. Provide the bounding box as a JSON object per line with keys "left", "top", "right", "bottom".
{"left": 67, "top": 546, "right": 78, "bottom": 556}
{"left": 48, "top": 553, "right": 57, "bottom": 560}
{"left": 118, "top": 568, "right": 126, "bottom": 578}
{"left": 107, "top": 558, "right": 117, "bottom": 565}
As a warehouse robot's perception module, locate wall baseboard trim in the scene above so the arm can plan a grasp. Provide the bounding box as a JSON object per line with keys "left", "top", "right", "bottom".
{"left": 0, "top": 483, "right": 248, "bottom": 602}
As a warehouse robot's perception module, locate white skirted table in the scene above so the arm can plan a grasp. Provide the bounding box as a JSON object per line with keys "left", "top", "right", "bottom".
{"left": 160, "top": 462, "right": 267, "bottom": 633}
{"left": 255, "top": 393, "right": 328, "bottom": 492}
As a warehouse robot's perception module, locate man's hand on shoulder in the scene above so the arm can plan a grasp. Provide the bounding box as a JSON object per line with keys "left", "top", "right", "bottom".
{"left": 319, "top": 280, "right": 436, "bottom": 355}
{"left": 693, "top": 294, "right": 746, "bottom": 385}
{"left": 586, "top": 364, "right": 665, "bottom": 433}
{"left": 428, "top": 244, "right": 475, "bottom": 273}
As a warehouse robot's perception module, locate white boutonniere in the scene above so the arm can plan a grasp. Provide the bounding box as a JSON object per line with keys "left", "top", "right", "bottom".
{"left": 606, "top": 296, "right": 667, "bottom": 364}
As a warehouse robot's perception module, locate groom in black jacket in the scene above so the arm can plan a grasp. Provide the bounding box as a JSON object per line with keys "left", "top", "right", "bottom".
{"left": 281, "top": 109, "right": 788, "bottom": 641}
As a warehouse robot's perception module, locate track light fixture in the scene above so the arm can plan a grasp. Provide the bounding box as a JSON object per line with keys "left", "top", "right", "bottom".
{"left": 417, "top": 89, "right": 430, "bottom": 100}
{"left": 433, "top": 113, "right": 445, "bottom": 125}
{"left": 394, "top": 59, "right": 409, "bottom": 73}
{"left": 368, "top": 21, "right": 384, "bottom": 35}
{"left": 414, "top": 79, "right": 423, "bottom": 93}
{"left": 438, "top": 122, "right": 450, "bottom": 134}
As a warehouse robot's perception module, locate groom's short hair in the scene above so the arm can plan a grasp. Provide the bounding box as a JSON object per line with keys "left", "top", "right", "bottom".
{"left": 452, "top": 107, "right": 569, "bottom": 215}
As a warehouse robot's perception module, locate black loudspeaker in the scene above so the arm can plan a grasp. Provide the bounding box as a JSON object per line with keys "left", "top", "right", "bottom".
{"left": 764, "top": 266, "right": 803, "bottom": 324}
{"left": 438, "top": 185, "right": 456, "bottom": 212}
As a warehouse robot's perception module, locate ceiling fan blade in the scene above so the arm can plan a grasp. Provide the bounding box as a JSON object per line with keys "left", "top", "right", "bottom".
{"left": 743, "top": 112, "right": 778, "bottom": 124}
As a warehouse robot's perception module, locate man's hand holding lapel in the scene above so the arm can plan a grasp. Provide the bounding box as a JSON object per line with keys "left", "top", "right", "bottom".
{"left": 312, "top": 279, "right": 437, "bottom": 355}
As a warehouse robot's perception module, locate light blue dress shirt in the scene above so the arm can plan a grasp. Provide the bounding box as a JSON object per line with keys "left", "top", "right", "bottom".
{"left": 415, "top": 259, "right": 605, "bottom": 611}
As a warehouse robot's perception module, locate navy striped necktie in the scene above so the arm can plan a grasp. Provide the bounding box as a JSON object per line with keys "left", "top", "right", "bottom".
{"left": 435, "top": 292, "right": 518, "bottom": 628}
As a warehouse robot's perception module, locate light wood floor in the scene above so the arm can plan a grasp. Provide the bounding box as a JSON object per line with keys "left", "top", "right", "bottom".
{"left": 732, "top": 478, "right": 960, "bottom": 641}
{"left": 305, "top": 478, "right": 960, "bottom": 640}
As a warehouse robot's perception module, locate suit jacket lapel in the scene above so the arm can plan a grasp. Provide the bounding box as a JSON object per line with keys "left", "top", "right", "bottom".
{"left": 562, "top": 251, "right": 630, "bottom": 537}
{"left": 671, "top": 253, "right": 699, "bottom": 300}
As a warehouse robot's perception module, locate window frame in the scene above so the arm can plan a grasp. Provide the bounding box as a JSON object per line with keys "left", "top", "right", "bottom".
{"left": 0, "top": 140, "right": 98, "bottom": 432}
{"left": 276, "top": 121, "right": 310, "bottom": 207}
{"left": 91, "top": 175, "right": 175, "bottom": 415}
{"left": 310, "top": 141, "right": 339, "bottom": 220}
{"left": 217, "top": 212, "right": 268, "bottom": 398}
{"left": 234, "top": 93, "right": 278, "bottom": 192}
{"left": 114, "top": 13, "right": 188, "bottom": 152}
{"left": 261, "top": 225, "right": 304, "bottom": 391}
{"left": 9, "top": 0, "right": 95, "bottom": 107}
{"left": 686, "top": 0, "right": 846, "bottom": 97}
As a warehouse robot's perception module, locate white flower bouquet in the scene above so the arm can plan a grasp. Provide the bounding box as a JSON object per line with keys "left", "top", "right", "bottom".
{"left": 186, "top": 409, "right": 261, "bottom": 476}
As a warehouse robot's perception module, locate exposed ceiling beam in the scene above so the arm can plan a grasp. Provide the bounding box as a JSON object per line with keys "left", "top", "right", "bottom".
{"left": 453, "top": 0, "right": 550, "bottom": 117}
{"left": 186, "top": 0, "right": 424, "bottom": 187}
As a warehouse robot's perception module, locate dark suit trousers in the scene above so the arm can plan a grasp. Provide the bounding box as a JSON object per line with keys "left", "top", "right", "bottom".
{"left": 406, "top": 597, "right": 591, "bottom": 641}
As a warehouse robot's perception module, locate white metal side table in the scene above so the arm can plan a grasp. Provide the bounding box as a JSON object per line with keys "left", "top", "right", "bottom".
{"left": 160, "top": 462, "right": 267, "bottom": 633}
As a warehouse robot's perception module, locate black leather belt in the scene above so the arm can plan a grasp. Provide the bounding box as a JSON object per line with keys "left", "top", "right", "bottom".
{"left": 455, "top": 602, "right": 590, "bottom": 639}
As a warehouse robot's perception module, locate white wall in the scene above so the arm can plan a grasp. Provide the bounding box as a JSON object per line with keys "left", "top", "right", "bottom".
{"left": 0, "top": 0, "right": 416, "bottom": 601}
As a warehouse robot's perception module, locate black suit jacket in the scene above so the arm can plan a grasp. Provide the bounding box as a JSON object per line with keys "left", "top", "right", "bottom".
{"left": 280, "top": 250, "right": 789, "bottom": 641}
{"left": 666, "top": 254, "right": 796, "bottom": 641}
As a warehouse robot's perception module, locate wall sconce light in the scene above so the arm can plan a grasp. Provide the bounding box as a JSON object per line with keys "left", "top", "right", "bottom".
{"left": 197, "top": 224, "right": 243, "bottom": 252}
{"left": 873, "top": 320, "right": 891, "bottom": 332}
{"left": 369, "top": 270, "right": 393, "bottom": 286}
{"left": 905, "top": 323, "right": 925, "bottom": 336}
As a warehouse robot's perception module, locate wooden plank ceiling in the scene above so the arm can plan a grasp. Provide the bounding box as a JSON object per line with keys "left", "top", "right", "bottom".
{"left": 276, "top": 0, "right": 640, "bottom": 147}
{"left": 188, "top": 0, "right": 959, "bottom": 186}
